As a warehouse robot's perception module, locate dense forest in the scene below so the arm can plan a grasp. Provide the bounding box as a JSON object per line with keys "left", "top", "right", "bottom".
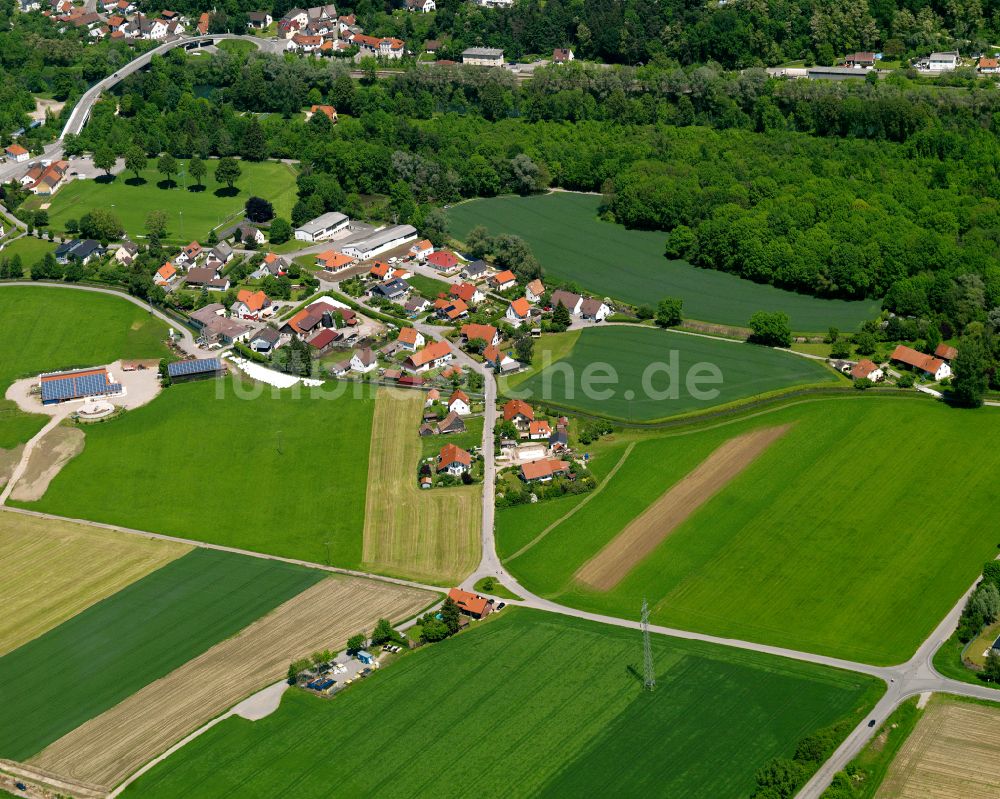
{"left": 62, "top": 49, "right": 1000, "bottom": 327}
{"left": 144, "top": 0, "right": 1000, "bottom": 68}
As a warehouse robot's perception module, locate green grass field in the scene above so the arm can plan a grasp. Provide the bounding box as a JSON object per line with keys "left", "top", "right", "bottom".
{"left": 499, "top": 397, "right": 1000, "bottom": 665}
{"left": 18, "top": 378, "right": 375, "bottom": 566}
{"left": 506, "top": 326, "right": 837, "bottom": 421}
{"left": 0, "top": 286, "right": 169, "bottom": 447}
{"left": 0, "top": 548, "right": 323, "bottom": 760}
{"left": 406, "top": 272, "right": 449, "bottom": 300}
{"left": 448, "top": 193, "right": 882, "bottom": 332}
{"left": 420, "top": 415, "right": 484, "bottom": 458}
{"left": 26, "top": 159, "right": 298, "bottom": 244}
{"left": 123, "top": 609, "right": 880, "bottom": 798}
{"left": 0, "top": 235, "right": 55, "bottom": 268}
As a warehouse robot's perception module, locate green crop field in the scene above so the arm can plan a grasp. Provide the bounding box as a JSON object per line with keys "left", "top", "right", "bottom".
{"left": 499, "top": 398, "right": 1000, "bottom": 665}
{"left": 448, "top": 192, "right": 882, "bottom": 332}
{"left": 25, "top": 159, "right": 298, "bottom": 244}
{"left": 0, "top": 286, "right": 169, "bottom": 447}
{"left": 0, "top": 548, "right": 323, "bottom": 760}
{"left": 18, "top": 378, "right": 374, "bottom": 566}
{"left": 505, "top": 326, "right": 837, "bottom": 421}
{"left": 124, "top": 609, "right": 880, "bottom": 799}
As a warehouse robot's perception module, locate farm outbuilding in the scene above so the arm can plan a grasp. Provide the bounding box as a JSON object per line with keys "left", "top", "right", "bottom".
{"left": 166, "top": 358, "right": 225, "bottom": 382}
{"left": 39, "top": 367, "right": 123, "bottom": 405}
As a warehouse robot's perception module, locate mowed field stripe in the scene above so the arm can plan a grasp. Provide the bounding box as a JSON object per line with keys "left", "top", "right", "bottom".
{"left": 361, "top": 390, "right": 480, "bottom": 585}
{"left": 0, "top": 510, "right": 190, "bottom": 656}
{"left": 508, "top": 443, "right": 636, "bottom": 562}
{"left": 30, "top": 576, "right": 433, "bottom": 790}
{"left": 576, "top": 425, "right": 790, "bottom": 591}
{"left": 876, "top": 698, "right": 1000, "bottom": 799}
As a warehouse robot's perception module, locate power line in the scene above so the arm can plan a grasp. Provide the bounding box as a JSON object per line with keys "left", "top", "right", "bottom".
{"left": 641, "top": 597, "right": 655, "bottom": 691}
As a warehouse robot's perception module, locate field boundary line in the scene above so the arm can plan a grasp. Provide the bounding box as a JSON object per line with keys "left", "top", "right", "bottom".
{"left": 507, "top": 442, "right": 636, "bottom": 562}
{"left": 0, "top": 506, "right": 445, "bottom": 596}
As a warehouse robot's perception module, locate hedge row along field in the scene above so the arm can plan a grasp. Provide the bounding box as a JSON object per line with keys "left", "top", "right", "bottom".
{"left": 498, "top": 398, "right": 1000, "bottom": 665}
{"left": 123, "top": 609, "right": 881, "bottom": 798}
{"left": 448, "top": 192, "right": 882, "bottom": 332}
{"left": 0, "top": 548, "right": 323, "bottom": 760}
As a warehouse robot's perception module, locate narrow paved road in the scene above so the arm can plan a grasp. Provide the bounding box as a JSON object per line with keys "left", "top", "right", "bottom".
{"left": 6, "top": 282, "right": 999, "bottom": 798}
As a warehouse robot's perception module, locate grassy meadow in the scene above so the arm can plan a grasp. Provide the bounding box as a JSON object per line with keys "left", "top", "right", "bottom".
{"left": 25, "top": 159, "right": 298, "bottom": 244}
{"left": 448, "top": 192, "right": 882, "bottom": 332}
{"left": 124, "top": 609, "right": 881, "bottom": 799}
{"left": 0, "top": 235, "right": 55, "bottom": 268}
{"left": 0, "top": 548, "right": 323, "bottom": 760}
{"left": 0, "top": 286, "right": 169, "bottom": 448}
{"left": 498, "top": 397, "right": 1000, "bottom": 665}
{"left": 505, "top": 326, "right": 837, "bottom": 421}
{"left": 19, "top": 378, "right": 375, "bottom": 567}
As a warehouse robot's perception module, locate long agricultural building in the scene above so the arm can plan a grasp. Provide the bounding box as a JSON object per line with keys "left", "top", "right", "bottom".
{"left": 166, "top": 358, "right": 226, "bottom": 382}
{"left": 40, "top": 367, "right": 123, "bottom": 405}
{"left": 341, "top": 225, "right": 417, "bottom": 260}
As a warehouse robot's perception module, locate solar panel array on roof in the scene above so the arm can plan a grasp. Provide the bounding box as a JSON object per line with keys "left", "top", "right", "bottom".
{"left": 40, "top": 370, "right": 122, "bottom": 404}
{"left": 166, "top": 358, "right": 224, "bottom": 378}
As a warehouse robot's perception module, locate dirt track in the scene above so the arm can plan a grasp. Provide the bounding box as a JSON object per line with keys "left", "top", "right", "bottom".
{"left": 575, "top": 424, "right": 790, "bottom": 591}
{"left": 0, "top": 444, "right": 24, "bottom": 489}
{"left": 30, "top": 575, "right": 432, "bottom": 790}
{"left": 8, "top": 426, "right": 84, "bottom": 502}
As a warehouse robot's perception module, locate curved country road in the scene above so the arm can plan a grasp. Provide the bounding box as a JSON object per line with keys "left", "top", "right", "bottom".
{"left": 3, "top": 285, "right": 999, "bottom": 799}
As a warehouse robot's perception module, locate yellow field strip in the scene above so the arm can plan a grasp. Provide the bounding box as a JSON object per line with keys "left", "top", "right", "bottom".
{"left": 876, "top": 698, "right": 1000, "bottom": 799}
{"left": 362, "top": 390, "right": 480, "bottom": 585}
{"left": 0, "top": 510, "right": 190, "bottom": 655}
{"left": 31, "top": 575, "right": 433, "bottom": 790}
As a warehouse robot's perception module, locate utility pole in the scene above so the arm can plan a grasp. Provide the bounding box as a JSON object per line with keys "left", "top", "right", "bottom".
{"left": 641, "top": 598, "right": 655, "bottom": 691}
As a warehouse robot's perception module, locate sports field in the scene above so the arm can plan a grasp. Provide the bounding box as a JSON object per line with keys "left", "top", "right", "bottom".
{"left": 25, "top": 159, "right": 298, "bottom": 244}
{"left": 31, "top": 575, "right": 433, "bottom": 789}
{"left": 448, "top": 192, "right": 881, "bottom": 331}
{"left": 362, "top": 390, "right": 480, "bottom": 584}
{"left": 0, "top": 511, "right": 189, "bottom": 655}
{"left": 123, "top": 609, "right": 881, "bottom": 798}
{"left": 876, "top": 696, "right": 1000, "bottom": 798}
{"left": 498, "top": 397, "right": 1000, "bottom": 665}
{"left": 19, "top": 378, "right": 375, "bottom": 567}
{"left": 0, "top": 547, "right": 323, "bottom": 761}
{"left": 506, "top": 326, "right": 836, "bottom": 421}
{"left": 0, "top": 286, "right": 169, "bottom": 448}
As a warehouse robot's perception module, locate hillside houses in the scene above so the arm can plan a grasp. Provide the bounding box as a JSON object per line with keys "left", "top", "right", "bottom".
{"left": 549, "top": 289, "right": 611, "bottom": 321}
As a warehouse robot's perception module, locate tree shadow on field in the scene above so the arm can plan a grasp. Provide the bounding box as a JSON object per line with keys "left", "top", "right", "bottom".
{"left": 94, "top": 174, "right": 116, "bottom": 185}
{"left": 124, "top": 176, "right": 147, "bottom": 187}
{"left": 214, "top": 186, "right": 239, "bottom": 197}
{"left": 156, "top": 179, "right": 177, "bottom": 190}
{"left": 187, "top": 184, "right": 206, "bottom": 193}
